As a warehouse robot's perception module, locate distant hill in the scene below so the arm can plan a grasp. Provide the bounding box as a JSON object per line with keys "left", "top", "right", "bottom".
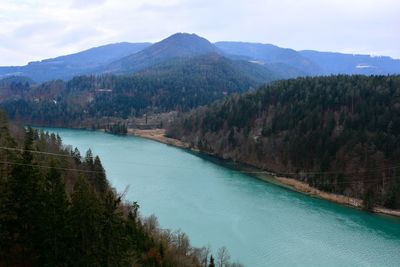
{"left": 299, "top": 50, "right": 400, "bottom": 75}
{"left": 0, "top": 76, "right": 34, "bottom": 87}
{"left": 103, "top": 33, "right": 221, "bottom": 74}
{"left": 1, "top": 32, "right": 400, "bottom": 83}
{"left": 0, "top": 53, "right": 278, "bottom": 125}
{"left": 136, "top": 52, "right": 278, "bottom": 85}
{"left": 0, "top": 42, "right": 151, "bottom": 82}
{"left": 216, "top": 42, "right": 400, "bottom": 75}
{"left": 215, "top": 41, "right": 320, "bottom": 75}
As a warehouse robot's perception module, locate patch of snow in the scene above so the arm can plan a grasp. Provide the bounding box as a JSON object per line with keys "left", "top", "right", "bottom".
{"left": 356, "top": 64, "right": 375, "bottom": 69}
{"left": 249, "top": 60, "right": 265, "bottom": 65}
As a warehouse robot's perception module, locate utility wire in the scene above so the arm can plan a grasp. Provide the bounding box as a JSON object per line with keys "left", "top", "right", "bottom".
{"left": 0, "top": 160, "right": 103, "bottom": 174}
{"left": 1, "top": 145, "right": 400, "bottom": 180}
{"left": 239, "top": 164, "right": 400, "bottom": 176}
{"left": 0, "top": 158, "right": 399, "bottom": 186}
{"left": 0, "top": 146, "right": 76, "bottom": 158}
{"left": 269, "top": 175, "right": 400, "bottom": 185}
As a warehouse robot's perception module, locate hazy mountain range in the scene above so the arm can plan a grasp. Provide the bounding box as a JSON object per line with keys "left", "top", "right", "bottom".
{"left": 1, "top": 32, "right": 400, "bottom": 83}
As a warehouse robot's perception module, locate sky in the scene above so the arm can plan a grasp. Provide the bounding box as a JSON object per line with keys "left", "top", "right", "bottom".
{"left": 0, "top": 0, "right": 399, "bottom": 66}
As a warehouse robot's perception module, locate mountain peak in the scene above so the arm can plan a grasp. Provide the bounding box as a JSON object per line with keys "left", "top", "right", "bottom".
{"left": 105, "top": 33, "right": 220, "bottom": 73}
{"left": 167, "top": 32, "right": 201, "bottom": 38}
{"left": 151, "top": 32, "right": 218, "bottom": 55}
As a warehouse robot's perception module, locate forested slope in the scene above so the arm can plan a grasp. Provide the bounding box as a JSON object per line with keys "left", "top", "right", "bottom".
{"left": 167, "top": 75, "right": 400, "bottom": 209}
{"left": 0, "top": 111, "right": 231, "bottom": 267}
{"left": 0, "top": 54, "right": 276, "bottom": 126}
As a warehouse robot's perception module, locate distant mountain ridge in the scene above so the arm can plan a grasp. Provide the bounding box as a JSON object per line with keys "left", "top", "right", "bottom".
{"left": 1, "top": 32, "right": 400, "bottom": 83}
{"left": 215, "top": 41, "right": 321, "bottom": 75}
{"left": 299, "top": 50, "right": 400, "bottom": 75}
{"left": 216, "top": 42, "right": 400, "bottom": 75}
{"left": 0, "top": 42, "right": 151, "bottom": 82}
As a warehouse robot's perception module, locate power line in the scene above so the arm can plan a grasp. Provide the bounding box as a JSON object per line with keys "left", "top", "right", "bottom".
{"left": 2, "top": 145, "right": 400, "bottom": 176}
{"left": 0, "top": 160, "right": 103, "bottom": 174}
{"left": 274, "top": 175, "right": 400, "bottom": 186}
{"left": 0, "top": 145, "right": 208, "bottom": 171}
{"left": 0, "top": 146, "right": 76, "bottom": 158}
{"left": 0, "top": 157, "right": 398, "bottom": 187}
{"left": 239, "top": 164, "right": 400, "bottom": 176}
{"left": 241, "top": 171, "right": 400, "bottom": 186}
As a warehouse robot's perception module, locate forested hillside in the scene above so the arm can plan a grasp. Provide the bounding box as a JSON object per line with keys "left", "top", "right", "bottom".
{"left": 167, "top": 75, "right": 400, "bottom": 210}
{"left": 0, "top": 111, "right": 235, "bottom": 267}
{"left": 103, "top": 33, "right": 220, "bottom": 74}
{"left": 0, "top": 53, "right": 276, "bottom": 127}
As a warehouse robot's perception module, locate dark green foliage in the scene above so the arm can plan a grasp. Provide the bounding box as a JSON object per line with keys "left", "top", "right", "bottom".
{"left": 0, "top": 111, "right": 206, "bottom": 267}
{"left": 168, "top": 75, "right": 400, "bottom": 209}
{"left": 209, "top": 255, "right": 215, "bottom": 267}
{"left": 69, "top": 177, "right": 104, "bottom": 266}
{"left": 363, "top": 187, "right": 376, "bottom": 211}
{"left": 106, "top": 122, "right": 128, "bottom": 135}
{"left": 0, "top": 53, "right": 277, "bottom": 127}
{"left": 38, "top": 165, "right": 69, "bottom": 267}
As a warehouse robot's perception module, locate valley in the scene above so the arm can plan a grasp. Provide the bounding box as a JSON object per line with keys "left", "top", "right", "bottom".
{"left": 42, "top": 127, "right": 400, "bottom": 267}
{"left": 1, "top": 29, "right": 400, "bottom": 267}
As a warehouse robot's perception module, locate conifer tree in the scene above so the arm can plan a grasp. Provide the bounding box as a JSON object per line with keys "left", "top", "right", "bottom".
{"left": 209, "top": 255, "right": 215, "bottom": 267}
{"left": 7, "top": 126, "right": 42, "bottom": 266}
{"left": 69, "top": 177, "right": 103, "bottom": 267}
{"left": 93, "top": 155, "right": 108, "bottom": 194}
{"left": 37, "top": 165, "right": 70, "bottom": 266}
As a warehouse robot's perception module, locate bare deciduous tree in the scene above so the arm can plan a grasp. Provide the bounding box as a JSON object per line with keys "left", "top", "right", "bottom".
{"left": 217, "top": 246, "right": 231, "bottom": 267}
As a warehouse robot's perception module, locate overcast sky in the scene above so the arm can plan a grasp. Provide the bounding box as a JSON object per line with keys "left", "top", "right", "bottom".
{"left": 0, "top": 0, "right": 399, "bottom": 66}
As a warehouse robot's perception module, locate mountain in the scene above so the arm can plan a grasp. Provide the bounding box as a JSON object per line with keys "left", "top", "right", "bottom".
{"left": 1, "top": 32, "right": 400, "bottom": 83}
{"left": 167, "top": 75, "right": 400, "bottom": 210}
{"left": 215, "top": 41, "right": 320, "bottom": 75}
{"left": 216, "top": 42, "right": 400, "bottom": 76}
{"left": 299, "top": 50, "right": 400, "bottom": 75}
{"left": 0, "top": 53, "right": 279, "bottom": 125}
{"left": 136, "top": 52, "right": 278, "bottom": 84}
{"left": 0, "top": 42, "right": 151, "bottom": 82}
{"left": 103, "top": 33, "right": 220, "bottom": 74}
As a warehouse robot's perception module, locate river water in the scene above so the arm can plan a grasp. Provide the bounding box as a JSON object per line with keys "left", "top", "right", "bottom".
{"left": 45, "top": 128, "right": 400, "bottom": 267}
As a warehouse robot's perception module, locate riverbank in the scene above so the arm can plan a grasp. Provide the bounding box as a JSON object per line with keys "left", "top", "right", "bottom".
{"left": 129, "top": 128, "right": 400, "bottom": 218}
{"left": 128, "top": 128, "right": 191, "bottom": 149}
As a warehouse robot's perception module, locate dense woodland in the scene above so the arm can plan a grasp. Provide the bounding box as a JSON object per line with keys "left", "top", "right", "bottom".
{"left": 105, "top": 122, "right": 128, "bottom": 135}
{"left": 0, "top": 111, "right": 241, "bottom": 267}
{"left": 167, "top": 75, "right": 400, "bottom": 210}
{"left": 0, "top": 54, "right": 274, "bottom": 127}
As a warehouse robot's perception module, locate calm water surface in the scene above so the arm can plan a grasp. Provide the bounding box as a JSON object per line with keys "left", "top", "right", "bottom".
{"left": 44, "top": 128, "right": 400, "bottom": 267}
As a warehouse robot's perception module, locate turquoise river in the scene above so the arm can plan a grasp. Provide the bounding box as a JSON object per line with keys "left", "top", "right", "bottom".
{"left": 44, "top": 128, "right": 400, "bottom": 267}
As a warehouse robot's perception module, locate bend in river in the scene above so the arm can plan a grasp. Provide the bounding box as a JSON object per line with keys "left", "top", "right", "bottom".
{"left": 44, "top": 128, "right": 400, "bottom": 267}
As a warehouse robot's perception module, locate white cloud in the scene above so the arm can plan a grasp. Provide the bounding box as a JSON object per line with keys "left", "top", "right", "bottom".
{"left": 0, "top": 0, "right": 399, "bottom": 65}
{"left": 70, "top": 0, "right": 107, "bottom": 8}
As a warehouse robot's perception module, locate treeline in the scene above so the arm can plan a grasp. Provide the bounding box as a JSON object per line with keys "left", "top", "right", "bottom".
{"left": 0, "top": 111, "right": 240, "bottom": 267}
{"left": 0, "top": 54, "right": 265, "bottom": 126}
{"left": 167, "top": 75, "right": 400, "bottom": 210}
{"left": 105, "top": 122, "right": 128, "bottom": 135}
